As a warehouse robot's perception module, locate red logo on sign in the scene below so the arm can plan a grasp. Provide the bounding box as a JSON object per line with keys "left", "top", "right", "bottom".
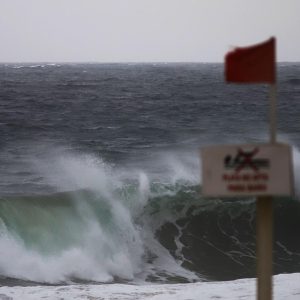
{"left": 224, "top": 147, "right": 269, "bottom": 173}
{"left": 235, "top": 147, "right": 259, "bottom": 172}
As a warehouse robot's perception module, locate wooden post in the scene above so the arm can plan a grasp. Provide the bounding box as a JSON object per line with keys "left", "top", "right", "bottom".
{"left": 269, "top": 85, "right": 277, "bottom": 144}
{"left": 256, "top": 196, "right": 273, "bottom": 300}
{"left": 256, "top": 84, "right": 277, "bottom": 300}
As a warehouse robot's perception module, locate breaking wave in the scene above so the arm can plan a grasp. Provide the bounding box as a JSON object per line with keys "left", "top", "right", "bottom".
{"left": 0, "top": 147, "right": 299, "bottom": 284}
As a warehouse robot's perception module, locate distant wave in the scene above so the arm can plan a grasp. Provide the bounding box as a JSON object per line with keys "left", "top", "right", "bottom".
{"left": 10, "top": 63, "right": 61, "bottom": 69}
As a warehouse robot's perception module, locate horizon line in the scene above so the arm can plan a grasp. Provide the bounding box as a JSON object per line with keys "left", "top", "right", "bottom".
{"left": 1, "top": 61, "right": 299, "bottom": 64}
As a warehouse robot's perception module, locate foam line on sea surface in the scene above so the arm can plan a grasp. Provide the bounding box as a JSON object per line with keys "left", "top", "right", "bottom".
{"left": 0, "top": 273, "right": 299, "bottom": 300}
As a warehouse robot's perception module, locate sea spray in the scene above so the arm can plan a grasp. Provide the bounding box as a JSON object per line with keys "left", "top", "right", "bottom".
{"left": 0, "top": 150, "right": 146, "bottom": 283}
{"left": 0, "top": 190, "right": 145, "bottom": 283}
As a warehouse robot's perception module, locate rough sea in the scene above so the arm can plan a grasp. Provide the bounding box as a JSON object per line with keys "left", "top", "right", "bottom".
{"left": 0, "top": 63, "right": 299, "bottom": 299}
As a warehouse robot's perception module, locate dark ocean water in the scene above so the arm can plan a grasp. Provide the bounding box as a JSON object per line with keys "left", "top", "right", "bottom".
{"left": 0, "top": 63, "right": 299, "bottom": 285}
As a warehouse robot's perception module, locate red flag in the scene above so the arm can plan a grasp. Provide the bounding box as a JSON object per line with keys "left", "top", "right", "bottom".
{"left": 225, "top": 37, "right": 276, "bottom": 83}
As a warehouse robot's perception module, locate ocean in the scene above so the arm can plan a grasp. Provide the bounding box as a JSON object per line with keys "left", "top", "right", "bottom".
{"left": 0, "top": 63, "right": 299, "bottom": 298}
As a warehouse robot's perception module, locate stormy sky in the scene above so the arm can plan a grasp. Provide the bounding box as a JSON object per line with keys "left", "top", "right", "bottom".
{"left": 1, "top": 0, "right": 299, "bottom": 62}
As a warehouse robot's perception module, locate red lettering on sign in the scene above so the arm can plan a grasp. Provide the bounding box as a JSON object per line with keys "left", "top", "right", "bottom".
{"left": 222, "top": 173, "right": 269, "bottom": 182}
{"left": 227, "top": 184, "right": 267, "bottom": 193}
{"left": 227, "top": 184, "right": 246, "bottom": 192}
{"left": 247, "top": 184, "right": 267, "bottom": 191}
{"left": 242, "top": 174, "right": 250, "bottom": 181}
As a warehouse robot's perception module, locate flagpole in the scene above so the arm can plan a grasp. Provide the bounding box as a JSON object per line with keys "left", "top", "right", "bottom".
{"left": 269, "top": 84, "right": 277, "bottom": 144}
{"left": 256, "top": 83, "right": 277, "bottom": 300}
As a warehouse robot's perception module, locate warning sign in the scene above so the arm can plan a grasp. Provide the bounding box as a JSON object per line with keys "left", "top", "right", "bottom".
{"left": 201, "top": 143, "right": 293, "bottom": 197}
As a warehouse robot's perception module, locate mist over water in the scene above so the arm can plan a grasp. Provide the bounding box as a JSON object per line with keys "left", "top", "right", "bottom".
{"left": 0, "top": 63, "right": 299, "bottom": 284}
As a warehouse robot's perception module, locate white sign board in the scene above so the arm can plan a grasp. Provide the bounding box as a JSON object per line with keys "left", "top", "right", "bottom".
{"left": 201, "top": 143, "right": 293, "bottom": 197}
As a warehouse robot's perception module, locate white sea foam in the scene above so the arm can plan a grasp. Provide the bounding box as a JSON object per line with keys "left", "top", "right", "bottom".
{"left": 0, "top": 212, "right": 143, "bottom": 283}
{"left": 0, "top": 273, "right": 299, "bottom": 300}
{"left": 0, "top": 150, "right": 144, "bottom": 283}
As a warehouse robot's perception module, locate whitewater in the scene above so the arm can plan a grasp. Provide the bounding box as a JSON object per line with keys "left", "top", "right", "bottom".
{"left": 0, "top": 273, "right": 299, "bottom": 299}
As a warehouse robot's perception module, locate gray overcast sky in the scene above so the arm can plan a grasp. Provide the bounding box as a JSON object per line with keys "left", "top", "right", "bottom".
{"left": 1, "top": 0, "right": 299, "bottom": 62}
